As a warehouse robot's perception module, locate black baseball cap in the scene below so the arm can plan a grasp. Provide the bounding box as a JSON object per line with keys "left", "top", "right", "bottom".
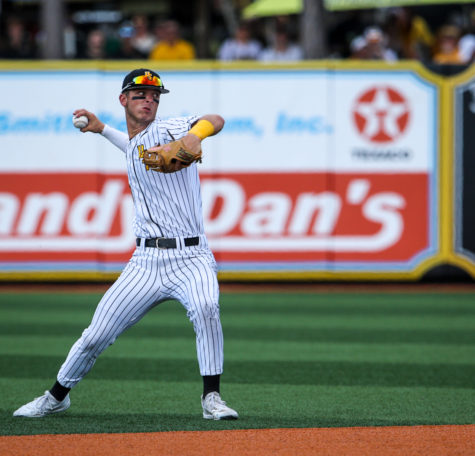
{"left": 121, "top": 68, "right": 170, "bottom": 94}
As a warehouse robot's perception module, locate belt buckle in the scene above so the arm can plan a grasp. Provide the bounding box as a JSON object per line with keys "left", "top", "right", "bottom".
{"left": 155, "top": 237, "right": 167, "bottom": 249}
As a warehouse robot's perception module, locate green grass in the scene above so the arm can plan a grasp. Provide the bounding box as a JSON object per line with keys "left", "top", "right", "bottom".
{"left": 0, "top": 290, "right": 474, "bottom": 436}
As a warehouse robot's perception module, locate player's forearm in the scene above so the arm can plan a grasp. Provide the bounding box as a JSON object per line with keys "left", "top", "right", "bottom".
{"left": 101, "top": 124, "right": 129, "bottom": 152}
{"left": 201, "top": 115, "right": 224, "bottom": 135}
{"left": 182, "top": 115, "right": 224, "bottom": 155}
{"left": 189, "top": 115, "right": 225, "bottom": 139}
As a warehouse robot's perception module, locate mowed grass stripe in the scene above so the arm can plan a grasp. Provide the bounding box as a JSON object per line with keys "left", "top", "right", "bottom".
{"left": 2, "top": 293, "right": 474, "bottom": 331}
{"left": 0, "top": 285, "right": 475, "bottom": 304}
{"left": 1, "top": 321, "right": 474, "bottom": 344}
{"left": 2, "top": 292, "right": 475, "bottom": 316}
{"left": 2, "top": 379, "right": 474, "bottom": 435}
{"left": 221, "top": 294, "right": 475, "bottom": 317}
{"left": 1, "top": 336, "right": 475, "bottom": 365}
{"left": 2, "top": 311, "right": 474, "bottom": 331}
{"left": 3, "top": 354, "right": 474, "bottom": 388}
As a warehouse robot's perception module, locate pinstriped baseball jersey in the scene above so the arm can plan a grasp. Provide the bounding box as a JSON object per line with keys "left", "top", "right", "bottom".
{"left": 127, "top": 116, "right": 203, "bottom": 239}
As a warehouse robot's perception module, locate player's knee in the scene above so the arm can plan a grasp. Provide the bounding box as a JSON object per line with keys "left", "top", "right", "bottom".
{"left": 188, "top": 301, "right": 220, "bottom": 323}
{"left": 80, "top": 327, "right": 113, "bottom": 352}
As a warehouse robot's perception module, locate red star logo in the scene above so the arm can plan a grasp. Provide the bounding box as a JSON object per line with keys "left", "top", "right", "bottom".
{"left": 352, "top": 86, "right": 410, "bottom": 143}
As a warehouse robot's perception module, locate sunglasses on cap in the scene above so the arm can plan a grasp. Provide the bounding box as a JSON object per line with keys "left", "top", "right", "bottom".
{"left": 122, "top": 71, "right": 169, "bottom": 93}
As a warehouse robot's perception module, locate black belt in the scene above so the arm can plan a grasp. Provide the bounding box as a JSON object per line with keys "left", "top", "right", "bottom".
{"left": 137, "top": 237, "right": 199, "bottom": 249}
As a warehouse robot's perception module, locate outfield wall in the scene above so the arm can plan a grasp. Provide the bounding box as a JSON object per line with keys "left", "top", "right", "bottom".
{"left": 0, "top": 60, "right": 473, "bottom": 281}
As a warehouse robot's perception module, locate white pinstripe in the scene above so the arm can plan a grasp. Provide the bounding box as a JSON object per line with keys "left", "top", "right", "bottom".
{"left": 57, "top": 115, "right": 224, "bottom": 388}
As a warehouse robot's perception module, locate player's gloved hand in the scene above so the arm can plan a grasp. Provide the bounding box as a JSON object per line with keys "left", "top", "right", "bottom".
{"left": 141, "top": 134, "right": 202, "bottom": 173}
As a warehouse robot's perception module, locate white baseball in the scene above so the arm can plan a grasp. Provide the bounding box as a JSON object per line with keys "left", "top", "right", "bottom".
{"left": 73, "top": 115, "right": 89, "bottom": 129}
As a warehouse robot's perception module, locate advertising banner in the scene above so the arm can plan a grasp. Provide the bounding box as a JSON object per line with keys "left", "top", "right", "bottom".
{"left": 454, "top": 75, "right": 475, "bottom": 268}
{"left": 0, "top": 64, "right": 440, "bottom": 279}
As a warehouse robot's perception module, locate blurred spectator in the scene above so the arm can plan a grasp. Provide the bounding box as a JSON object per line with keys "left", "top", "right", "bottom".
{"left": 384, "top": 7, "right": 434, "bottom": 60}
{"left": 130, "top": 15, "right": 156, "bottom": 58}
{"left": 82, "top": 29, "right": 106, "bottom": 59}
{"left": 217, "top": 22, "right": 262, "bottom": 61}
{"left": 113, "top": 22, "right": 144, "bottom": 59}
{"left": 432, "top": 25, "right": 463, "bottom": 65}
{"left": 0, "top": 16, "right": 36, "bottom": 59}
{"left": 349, "top": 27, "right": 397, "bottom": 61}
{"left": 459, "top": 9, "right": 475, "bottom": 64}
{"left": 363, "top": 27, "right": 398, "bottom": 61}
{"left": 259, "top": 27, "right": 302, "bottom": 62}
{"left": 63, "top": 18, "right": 78, "bottom": 59}
{"left": 349, "top": 35, "right": 368, "bottom": 59}
{"left": 149, "top": 20, "right": 195, "bottom": 60}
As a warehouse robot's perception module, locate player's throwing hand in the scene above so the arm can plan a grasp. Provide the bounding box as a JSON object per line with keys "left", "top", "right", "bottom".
{"left": 72, "top": 109, "right": 105, "bottom": 134}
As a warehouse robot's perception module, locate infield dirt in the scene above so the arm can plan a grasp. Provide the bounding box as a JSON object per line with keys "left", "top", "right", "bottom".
{"left": 0, "top": 424, "right": 473, "bottom": 456}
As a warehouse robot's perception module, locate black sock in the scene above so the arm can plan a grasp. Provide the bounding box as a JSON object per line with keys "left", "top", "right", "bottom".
{"left": 202, "top": 375, "right": 220, "bottom": 398}
{"left": 49, "top": 381, "right": 71, "bottom": 402}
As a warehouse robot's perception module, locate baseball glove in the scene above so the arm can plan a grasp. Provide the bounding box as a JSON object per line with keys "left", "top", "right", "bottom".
{"left": 140, "top": 139, "right": 202, "bottom": 173}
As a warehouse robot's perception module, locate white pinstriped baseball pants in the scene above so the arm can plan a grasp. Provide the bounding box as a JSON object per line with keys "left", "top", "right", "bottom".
{"left": 57, "top": 243, "right": 223, "bottom": 388}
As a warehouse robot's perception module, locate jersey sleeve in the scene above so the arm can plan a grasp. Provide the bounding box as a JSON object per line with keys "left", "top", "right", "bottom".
{"left": 160, "top": 115, "right": 201, "bottom": 142}
{"left": 101, "top": 124, "right": 129, "bottom": 152}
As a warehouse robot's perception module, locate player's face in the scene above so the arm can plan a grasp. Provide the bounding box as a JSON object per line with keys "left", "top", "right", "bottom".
{"left": 121, "top": 89, "right": 160, "bottom": 124}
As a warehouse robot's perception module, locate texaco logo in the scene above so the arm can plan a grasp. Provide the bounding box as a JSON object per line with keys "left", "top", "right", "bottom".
{"left": 352, "top": 86, "right": 410, "bottom": 143}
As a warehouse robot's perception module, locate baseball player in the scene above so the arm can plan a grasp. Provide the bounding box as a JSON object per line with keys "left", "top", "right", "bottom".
{"left": 13, "top": 68, "right": 238, "bottom": 421}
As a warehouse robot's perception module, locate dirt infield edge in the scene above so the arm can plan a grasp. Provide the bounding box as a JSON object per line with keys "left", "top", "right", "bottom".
{"left": 0, "top": 424, "right": 474, "bottom": 456}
